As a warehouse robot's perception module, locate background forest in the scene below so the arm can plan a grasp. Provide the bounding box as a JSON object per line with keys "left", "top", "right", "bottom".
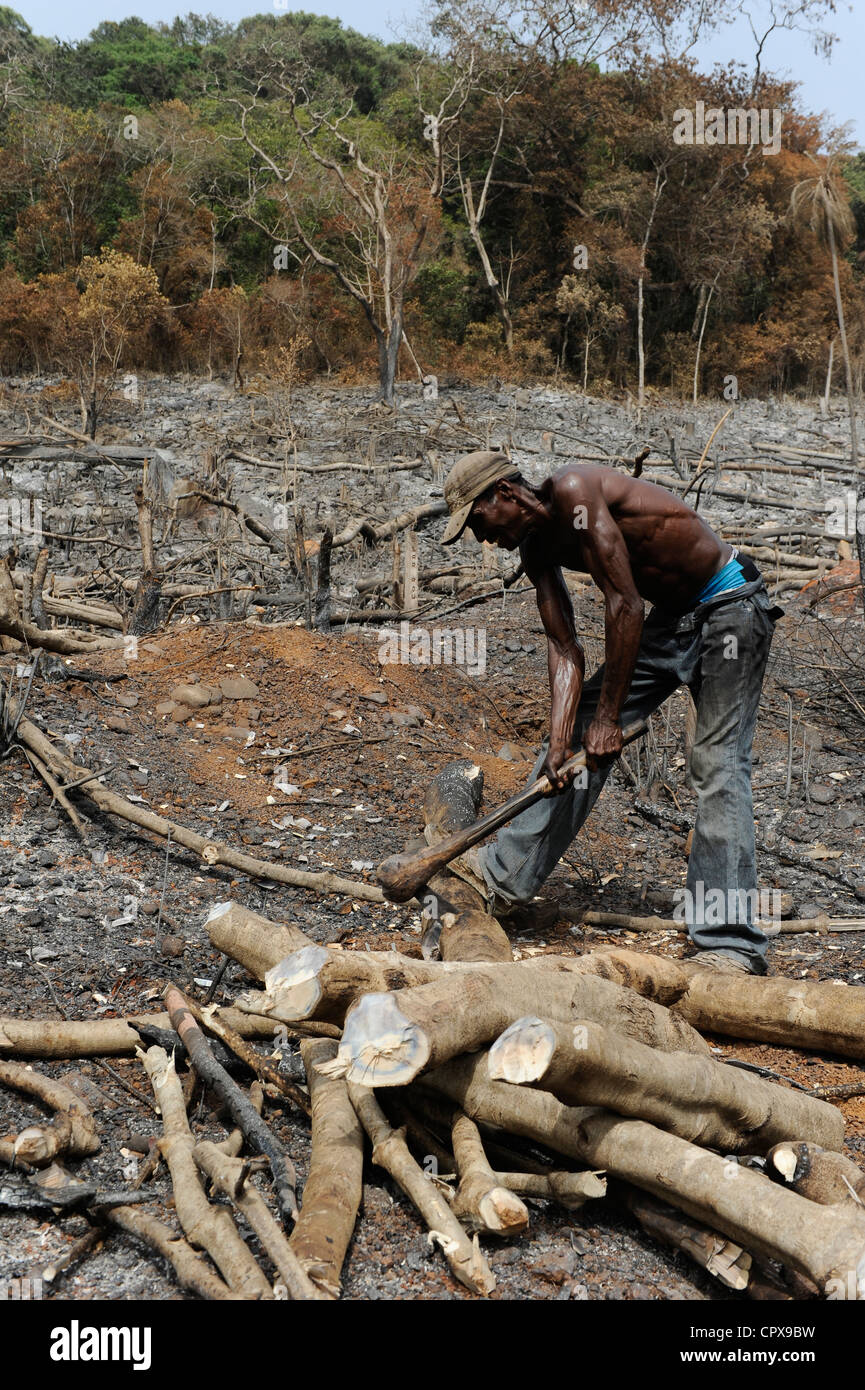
{"left": 0, "top": 0, "right": 862, "bottom": 409}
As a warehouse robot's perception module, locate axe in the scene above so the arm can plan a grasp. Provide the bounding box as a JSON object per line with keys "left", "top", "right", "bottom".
{"left": 377, "top": 719, "right": 648, "bottom": 903}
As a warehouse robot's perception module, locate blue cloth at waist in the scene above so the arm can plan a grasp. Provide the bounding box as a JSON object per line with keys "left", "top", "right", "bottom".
{"left": 692, "top": 554, "right": 746, "bottom": 606}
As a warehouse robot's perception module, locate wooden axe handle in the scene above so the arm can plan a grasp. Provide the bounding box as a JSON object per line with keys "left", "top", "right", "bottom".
{"left": 376, "top": 720, "right": 648, "bottom": 903}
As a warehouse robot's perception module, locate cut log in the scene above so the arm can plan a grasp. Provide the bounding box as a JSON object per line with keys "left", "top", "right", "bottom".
{"left": 488, "top": 1015, "right": 844, "bottom": 1153}
{"left": 346, "top": 1082, "right": 496, "bottom": 1296}
{"left": 449, "top": 1112, "right": 529, "bottom": 1235}
{"left": 205, "top": 901, "right": 314, "bottom": 982}
{"left": 579, "top": 948, "right": 865, "bottom": 1059}
{"left": 440, "top": 909, "right": 512, "bottom": 964}
{"left": 425, "top": 1052, "right": 865, "bottom": 1298}
{"left": 242, "top": 944, "right": 444, "bottom": 1024}
{"left": 0, "top": 1006, "right": 292, "bottom": 1059}
{"left": 289, "top": 1038, "right": 364, "bottom": 1298}
{"left": 235, "top": 942, "right": 656, "bottom": 1026}
{"left": 581, "top": 909, "right": 865, "bottom": 935}
{"left": 422, "top": 759, "right": 511, "bottom": 963}
{"left": 767, "top": 1142, "right": 865, "bottom": 1206}
{"left": 320, "top": 965, "right": 708, "bottom": 1086}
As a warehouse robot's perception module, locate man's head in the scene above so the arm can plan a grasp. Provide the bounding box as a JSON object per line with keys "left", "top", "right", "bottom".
{"left": 442, "top": 450, "right": 536, "bottom": 550}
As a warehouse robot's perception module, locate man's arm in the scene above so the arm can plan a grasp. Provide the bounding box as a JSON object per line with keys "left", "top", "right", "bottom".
{"left": 524, "top": 548, "right": 586, "bottom": 792}
{"left": 574, "top": 482, "right": 644, "bottom": 767}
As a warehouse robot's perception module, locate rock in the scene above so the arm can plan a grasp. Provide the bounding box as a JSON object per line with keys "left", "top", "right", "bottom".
{"left": 106, "top": 716, "right": 131, "bottom": 733}
{"left": 130, "top": 769, "right": 149, "bottom": 787}
{"left": 42, "top": 816, "right": 60, "bottom": 832}
{"left": 155, "top": 701, "right": 176, "bottom": 715}
{"left": 115, "top": 694, "right": 139, "bottom": 709}
{"left": 497, "top": 741, "right": 526, "bottom": 762}
{"left": 388, "top": 711, "right": 419, "bottom": 728}
{"left": 218, "top": 726, "right": 255, "bottom": 744}
{"left": 169, "top": 704, "right": 195, "bottom": 723}
{"left": 834, "top": 807, "right": 858, "bottom": 828}
{"left": 504, "top": 638, "right": 522, "bottom": 652}
{"left": 529, "top": 1250, "right": 579, "bottom": 1286}
{"left": 809, "top": 784, "right": 837, "bottom": 805}
{"left": 220, "top": 676, "right": 259, "bottom": 699}
{"left": 35, "top": 849, "right": 57, "bottom": 867}
{"left": 360, "top": 689, "right": 388, "bottom": 705}
{"left": 169, "top": 683, "right": 211, "bottom": 709}
{"left": 160, "top": 935, "right": 185, "bottom": 958}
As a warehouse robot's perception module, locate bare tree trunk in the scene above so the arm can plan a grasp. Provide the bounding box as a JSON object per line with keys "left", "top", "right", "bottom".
{"left": 692, "top": 275, "right": 718, "bottom": 408}
{"left": 461, "top": 173, "right": 513, "bottom": 352}
{"left": 826, "top": 213, "right": 864, "bottom": 621}
{"left": 637, "top": 170, "right": 667, "bottom": 411}
{"left": 823, "top": 337, "right": 835, "bottom": 414}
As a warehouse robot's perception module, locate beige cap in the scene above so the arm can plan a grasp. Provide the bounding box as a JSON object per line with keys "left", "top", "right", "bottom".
{"left": 441, "top": 450, "right": 520, "bottom": 544}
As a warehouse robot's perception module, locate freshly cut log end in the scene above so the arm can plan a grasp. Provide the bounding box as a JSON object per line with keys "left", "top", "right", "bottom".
{"left": 449, "top": 1110, "right": 529, "bottom": 1236}
{"left": 768, "top": 1142, "right": 865, "bottom": 1207}
{"left": 262, "top": 945, "right": 330, "bottom": 1020}
{"left": 488, "top": 1016, "right": 556, "bottom": 1085}
{"left": 319, "top": 993, "right": 430, "bottom": 1086}
{"left": 476, "top": 1187, "right": 530, "bottom": 1235}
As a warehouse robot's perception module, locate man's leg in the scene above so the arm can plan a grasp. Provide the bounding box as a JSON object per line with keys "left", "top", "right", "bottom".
{"left": 479, "top": 610, "right": 693, "bottom": 904}
{"left": 684, "top": 590, "right": 777, "bottom": 971}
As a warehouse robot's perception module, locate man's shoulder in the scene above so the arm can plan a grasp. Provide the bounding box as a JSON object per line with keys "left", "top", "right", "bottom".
{"left": 548, "top": 462, "right": 610, "bottom": 492}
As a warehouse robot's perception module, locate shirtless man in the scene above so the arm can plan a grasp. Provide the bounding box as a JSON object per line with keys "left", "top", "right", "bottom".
{"left": 440, "top": 450, "right": 782, "bottom": 975}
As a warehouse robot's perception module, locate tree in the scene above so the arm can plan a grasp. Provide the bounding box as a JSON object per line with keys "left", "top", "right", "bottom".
{"left": 556, "top": 273, "right": 624, "bottom": 388}
{"left": 230, "top": 59, "right": 440, "bottom": 404}
{"left": 69, "top": 248, "right": 169, "bottom": 436}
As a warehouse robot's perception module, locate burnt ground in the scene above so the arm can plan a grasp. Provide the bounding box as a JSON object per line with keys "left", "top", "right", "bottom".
{"left": 0, "top": 376, "right": 863, "bottom": 1302}
{"left": 0, "top": 574, "right": 863, "bottom": 1302}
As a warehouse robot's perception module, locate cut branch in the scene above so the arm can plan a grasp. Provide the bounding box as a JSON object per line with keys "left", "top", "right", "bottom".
{"left": 487, "top": 1015, "right": 843, "bottom": 1154}
{"left": 139, "top": 1045, "right": 272, "bottom": 1298}
{"left": 347, "top": 1082, "right": 496, "bottom": 1296}
{"left": 164, "top": 987, "right": 297, "bottom": 1225}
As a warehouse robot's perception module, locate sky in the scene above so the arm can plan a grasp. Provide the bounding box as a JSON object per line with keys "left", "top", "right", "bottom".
{"left": 12, "top": 0, "right": 864, "bottom": 147}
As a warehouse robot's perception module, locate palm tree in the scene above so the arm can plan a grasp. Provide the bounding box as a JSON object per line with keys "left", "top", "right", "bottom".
{"left": 789, "top": 155, "right": 863, "bottom": 618}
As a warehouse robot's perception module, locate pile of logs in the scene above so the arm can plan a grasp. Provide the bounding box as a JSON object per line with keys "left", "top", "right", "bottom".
{"left": 3, "top": 761, "right": 863, "bottom": 1302}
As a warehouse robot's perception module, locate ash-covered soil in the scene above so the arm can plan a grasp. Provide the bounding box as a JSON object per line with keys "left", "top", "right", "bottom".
{"left": 0, "top": 378, "right": 863, "bottom": 1301}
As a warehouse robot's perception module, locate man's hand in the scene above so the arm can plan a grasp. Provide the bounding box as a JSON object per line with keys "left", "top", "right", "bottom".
{"left": 583, "top": 717, "right": 623, "bottom": 772}
{"left": 541, "top": 742, "right": 577, "bottom": 795}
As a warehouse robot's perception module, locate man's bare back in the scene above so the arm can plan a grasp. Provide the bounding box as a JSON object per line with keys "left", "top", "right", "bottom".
{"left": 480, "top": 465, "right": 731, "bottom": 613}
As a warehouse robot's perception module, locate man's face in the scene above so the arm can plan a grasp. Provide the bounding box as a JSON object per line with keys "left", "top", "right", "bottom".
{"left": 466, "top": 483, "right": 529, "bottom": 550}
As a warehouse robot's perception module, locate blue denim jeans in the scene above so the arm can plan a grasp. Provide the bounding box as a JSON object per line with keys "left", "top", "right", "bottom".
{"left": 478, "top": 580, "right": 779, "bottom": 971}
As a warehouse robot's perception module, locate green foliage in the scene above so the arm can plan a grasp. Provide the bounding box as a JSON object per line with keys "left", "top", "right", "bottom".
{"left": 410, "top": 260, "right": 472, "bottom": 339}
